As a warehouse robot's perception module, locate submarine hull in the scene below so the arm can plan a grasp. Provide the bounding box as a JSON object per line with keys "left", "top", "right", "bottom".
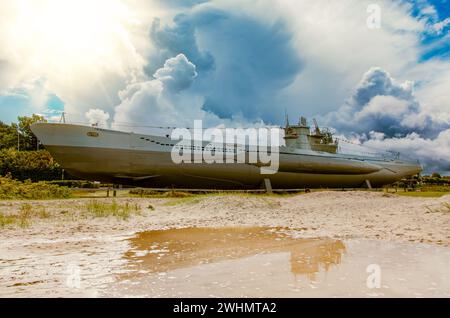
{"left": 32, "top": 123, "right": 422, "bottom": 189}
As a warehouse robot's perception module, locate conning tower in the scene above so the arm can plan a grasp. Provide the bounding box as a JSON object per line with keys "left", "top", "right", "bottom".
{"left": 284, "top": 116, "right": 338, "bottom": 154}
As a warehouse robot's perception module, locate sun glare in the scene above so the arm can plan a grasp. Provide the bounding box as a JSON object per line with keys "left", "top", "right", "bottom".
{"left": 13, "top": 0, "right": 135, "bottom": 72}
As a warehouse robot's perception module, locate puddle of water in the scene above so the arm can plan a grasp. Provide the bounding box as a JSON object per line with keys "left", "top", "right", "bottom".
{"left": 122, "top": 228, "right": 345, "bottom": 280}
{"left": 106, "top": 228, "right": 450, "bottom": 298}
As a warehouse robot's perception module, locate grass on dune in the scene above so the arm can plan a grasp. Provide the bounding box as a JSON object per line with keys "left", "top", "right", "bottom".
{"left": 443, "top": 203, "right": 450, "bottom": 212}
{"left": 0, "top": 203, "right": 50, "bottom": 228}
{"left": 84, "top": 200, "right": 142, "bottom": 220}
{"left": 1, "top": 200, "right": 145, "bottom": 228}
{"left": 0, "top": 213, "right": 17, "bottom": 228}
{"left": 444, "top": 203, "right": 450, "bottom": 212}
{"left": 396, "top": 191, "right": 450, "bottom": 198}
{"left": 163, "top": 197, "right": 203, "bottom": 207}
{"left": 160, "top": 191, "right": 297, "bottom": 207}
{"left": 425, "top": 202, "right": 450, "bottom": 214}
{"left": 378, "top": 185, "right": 450, "bottom": 198}
{"left": 72, "top": 189, "right": 131, "bottom": 199}
{"left": 131, "top": 188, "right": 301, "bottom": 199}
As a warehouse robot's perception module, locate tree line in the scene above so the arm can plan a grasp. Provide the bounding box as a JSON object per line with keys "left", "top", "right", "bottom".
{"left": 0, "top": 115, "right": 65, "bottom": 181}
{"left": 0, "top": 114, "right": 45, "bottom": 151}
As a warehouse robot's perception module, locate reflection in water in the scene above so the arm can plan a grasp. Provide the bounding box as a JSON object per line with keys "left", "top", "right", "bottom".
{"left": 123, "top": 227, "right": 346, "bottom": 280}
{"left": 106, "top": 229, "right": 450, "bottom": 297}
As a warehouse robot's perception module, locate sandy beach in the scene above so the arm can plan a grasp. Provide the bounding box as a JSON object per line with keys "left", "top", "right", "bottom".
{"left": 1, "top": 191, "right": 449, "bottom": 297}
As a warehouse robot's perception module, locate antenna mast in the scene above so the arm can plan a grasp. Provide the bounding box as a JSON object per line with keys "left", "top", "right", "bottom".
{"left": 313, "top": 118, "right": 321, "bottom": 135}
{"left": 60, "top": 112, "right": 66, "bottom": 124}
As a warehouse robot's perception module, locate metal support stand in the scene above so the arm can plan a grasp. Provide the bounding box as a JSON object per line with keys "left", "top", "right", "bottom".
{"left": 264, "top": 179, "right": 273, "bottom": 194}
{"left": 365, "top": 179, "right": 373, "bottom": 189}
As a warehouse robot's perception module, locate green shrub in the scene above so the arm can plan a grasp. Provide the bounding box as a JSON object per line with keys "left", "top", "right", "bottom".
{"left": 431, "top": 172, "right": 442, "bottom": 179}
{"left": 165, "top": 191, "right": 191, "bottom": 198}
{"left": 0, "top": 176, "right": 72, "bottom": 200}
{"left": 48, "top": 180, "right": 101, "bottom": 189}
{"left": 129, "top": 189, "right": 162, "bottom": 196}
{"left": 420, "top": 185, "right": 450, "bottom": 192}
{"left": 129, "top": 189, "right": 192, "bottom": 198}
{"left": 0, "top": 149, "right": 65, "bottom": 181}
{"left": 421, "top": 176, "right": 450, "bottom": 186}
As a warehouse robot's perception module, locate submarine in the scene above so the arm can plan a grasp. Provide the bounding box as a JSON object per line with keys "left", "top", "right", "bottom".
{"left": 31, "top": 117, "right": 422, "bottom": 190}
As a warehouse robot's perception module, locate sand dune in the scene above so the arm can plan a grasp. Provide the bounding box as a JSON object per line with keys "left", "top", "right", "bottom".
{"left": 1, "top": 191, "right": 449, "bottom": 297}
{"left": 1, "top": 191, "right": 449, "bottom": 245}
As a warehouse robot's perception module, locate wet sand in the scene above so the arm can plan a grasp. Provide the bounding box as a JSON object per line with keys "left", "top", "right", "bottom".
{"left": 0, "top": 191, "right": 449, "bottom": 297}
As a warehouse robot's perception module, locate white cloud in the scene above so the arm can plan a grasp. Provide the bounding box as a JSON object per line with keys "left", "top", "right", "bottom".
{"left": 364, "top": 129, "right": 450, "bottom": 173}
{"left": 113, "top": 52, "right": 261, "bottom": 133}
{"left": 433, "top": 18, "right": 450, "bottom": 34}
{"left": 324, "top": 65, "right": 450, "bottom": 171}
{"left": 326, "top": 67, "right": 447, "bottom": 137}
{"left": 154, "top": 54, "right": 198, "bottom": 92}
{"left": 85, "top": 109, "right": 111, "bottom": 128}
{"left": 0, "top": 78, "right": 60, "bottom": 123}
{"left": 272, "top": 0, "right": 426, "bottom": 118}
{"left": 1, "top": 0, "right": 450, "bottom": 172}
{"left": 1, "top": 0, "right": 444, "bottom": 124}
{"left": 0, "top": 0, "right": 150, "bottom": 122}
{"left": 357, "top": 96, "right": 411, "bottom": 120}
{"left": 113, "top": 54, "right": 208, "bottom": 130}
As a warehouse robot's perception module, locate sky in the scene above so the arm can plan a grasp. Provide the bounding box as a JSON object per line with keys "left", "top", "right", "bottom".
{"left": 0, "top": 0, "right": 449, "bottom": 173}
